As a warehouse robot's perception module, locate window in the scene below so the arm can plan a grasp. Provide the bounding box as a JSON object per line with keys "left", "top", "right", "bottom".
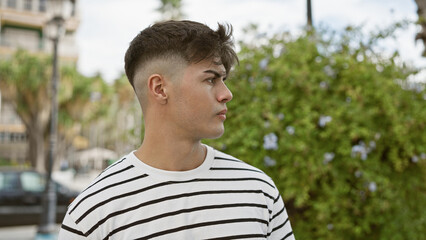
{"left": 39, "top": 0, "right": 46, "bottom": 12}
{"left": 0, "top": 172, "right": 19, "bottom": 191}
{"left": 3, "top": 28, "right": 40, "bottom": 51}
{"left": 20, "top": 133, "right": 27, "bottom": 142}
{"left": 3, "top": 132, "right": 10, "bottom": 142}
{"left": 10, "top": 133, "right": 16, "bottom": 142}
{"left": 10, "top": 132, "right": 26, "bottom": 142}
{"left": 7, "top": 0, "right": 16, "bottom": 8}
{"left": 20, "top": 172, "right": 45, "bottom": 192}
{"left": 24, "top": 0, "right": 32, "bottom": 11}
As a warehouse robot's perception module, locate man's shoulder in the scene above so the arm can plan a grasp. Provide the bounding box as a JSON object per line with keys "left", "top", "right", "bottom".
{"left": 212, "top": 149, "right": 264, "bottom": 171}
{"left": 80, "top": 153, "right": 135, "bottom": 194}
{"left": 66, "top": 153, "right": 141, "bottom": 220}
{"left": 211, "top": 149, "right": 276, "bottom": 187}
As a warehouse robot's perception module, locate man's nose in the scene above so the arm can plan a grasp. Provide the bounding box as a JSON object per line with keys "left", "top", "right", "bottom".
{"left": 217, "top": 81, "right": 233, "bottom": 103}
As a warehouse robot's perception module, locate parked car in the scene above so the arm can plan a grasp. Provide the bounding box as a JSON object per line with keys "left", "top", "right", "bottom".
{"left": 0, "top": 168, "right": 79, "bottom": 227}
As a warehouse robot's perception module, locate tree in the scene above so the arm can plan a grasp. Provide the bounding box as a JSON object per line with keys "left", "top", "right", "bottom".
{"left": 204, "top": 23, "right": 425, "bottom": 239}
{"left": 0, "top": 50, "right": 111, "bottom": 172}
{"left": 101, "top": 74, "right": 142, "bottom": 156}
{"left": 56, "top": 70, "right": 113, "bottom": 166}
{"left": 0, "top": 50, "right": 52, "bottom": 172}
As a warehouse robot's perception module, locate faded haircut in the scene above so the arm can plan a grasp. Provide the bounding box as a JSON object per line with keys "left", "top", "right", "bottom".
{"left": 124, "top": 20, "right": 239, "bottom": 89}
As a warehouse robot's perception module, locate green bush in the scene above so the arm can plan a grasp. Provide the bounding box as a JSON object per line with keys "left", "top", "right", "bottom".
{"left": 204, "top": 24, "right": 426, "bottom": 239}
{"left": 0, "top": 158, "right": 10, "bottom": 166}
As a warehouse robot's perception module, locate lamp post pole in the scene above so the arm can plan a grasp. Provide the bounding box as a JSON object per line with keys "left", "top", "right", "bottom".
{"left": 307, "top": 0, "right": 313, "bottom": 29}
{"left": 36, "top": 15, "right": 64, "bottom": 240}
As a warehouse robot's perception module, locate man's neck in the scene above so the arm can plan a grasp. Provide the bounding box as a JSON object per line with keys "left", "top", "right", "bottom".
{"left": 134, "top": 134, "right": 207, "bottom": 172}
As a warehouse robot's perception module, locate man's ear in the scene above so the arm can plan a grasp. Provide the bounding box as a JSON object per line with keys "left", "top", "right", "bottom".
{"left": 147, "top": 74, "right": 168, "bottom": 104}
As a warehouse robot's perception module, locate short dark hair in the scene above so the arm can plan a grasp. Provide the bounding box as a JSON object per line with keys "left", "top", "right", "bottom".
{"left": 124, "top": 20, "right": 238, "bottom": 88}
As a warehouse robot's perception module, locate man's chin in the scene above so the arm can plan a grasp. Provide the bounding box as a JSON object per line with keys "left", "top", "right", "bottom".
{"left": 204, "top": 129, "right": 225, "bottom": 140}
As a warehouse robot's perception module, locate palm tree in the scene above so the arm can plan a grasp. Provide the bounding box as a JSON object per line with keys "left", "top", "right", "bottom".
{"left": 0, "top": 50, "right": 112, "bottom": 171}
{"left": 0, "top": 50, "right": 52, "bottom": 172}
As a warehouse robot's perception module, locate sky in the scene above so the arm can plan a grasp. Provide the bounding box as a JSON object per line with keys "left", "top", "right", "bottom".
{"left": 75, "top": 0, "right": 426, "bottom": 83}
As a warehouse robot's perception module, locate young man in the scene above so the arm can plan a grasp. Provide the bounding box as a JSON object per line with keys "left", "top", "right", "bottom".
{"left": 59, "top": 20, "right": 294, "bottom": 239}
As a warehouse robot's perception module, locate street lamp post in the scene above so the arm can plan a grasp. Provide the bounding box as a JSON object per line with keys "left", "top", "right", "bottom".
{"left": 307, "top": 0, "right": 313, "bottom": 29}
{"left": 36, "top": 1, "right": 69, "bottom": 239}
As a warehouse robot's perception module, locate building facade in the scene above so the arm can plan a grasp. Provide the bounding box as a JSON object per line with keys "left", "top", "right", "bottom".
{"left": 0, "top": 0, "right": 80, "bottom": 163}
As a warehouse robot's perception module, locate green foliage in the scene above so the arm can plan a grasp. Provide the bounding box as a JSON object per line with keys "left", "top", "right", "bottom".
{"left": 59, "top": 68, "right": 112, "bottom": 128}
{"left": 0, "top": 49, "right": 112, "bottom": 167}
{"left": 0, "top": 158, "right": 10, "bottom": 166}
{"left": 57, "top": 67, "right": 114, "bottom": 151}
{"left": 103, "top": 74, "right": 143, "bottom": 153}
{"left": 0, "top": 49, "right": 52, "bottom": 121}
{"left": 204, "top": 24, "right": 426, "bottom": 239}
{"left": 0, "top": 50, "right": 53, "bottom": 170}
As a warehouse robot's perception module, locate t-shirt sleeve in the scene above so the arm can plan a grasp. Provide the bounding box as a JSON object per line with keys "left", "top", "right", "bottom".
{"left": 58, "top": 212, "right": 88, "bottom": 240}
{"left": 267, "top": 194, "right": 295, "bottom": 240}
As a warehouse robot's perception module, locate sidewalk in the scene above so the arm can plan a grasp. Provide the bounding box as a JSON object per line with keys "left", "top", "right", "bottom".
{"left": 0, "top": 225, "right": 60, "bottom": 240}
{"left": 53, "top": 170, "right": 100, "bottom": 192}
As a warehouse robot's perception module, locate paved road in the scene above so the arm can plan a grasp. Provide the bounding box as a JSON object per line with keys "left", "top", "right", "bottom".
{"left": 0, "top": 225, "right": 60, "bottom": 240}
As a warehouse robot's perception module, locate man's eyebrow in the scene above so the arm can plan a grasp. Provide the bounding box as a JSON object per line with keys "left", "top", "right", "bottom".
{"left": 203, "top": 70, "right": 227, "bottom": 79}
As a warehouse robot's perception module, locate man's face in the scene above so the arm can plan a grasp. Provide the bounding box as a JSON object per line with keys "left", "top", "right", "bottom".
{"left": 167, "top": 58, "right": 233, "bottom": 140}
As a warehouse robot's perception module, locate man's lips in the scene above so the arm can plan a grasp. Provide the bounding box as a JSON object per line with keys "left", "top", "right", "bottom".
{"left": 217, "top": 109, "right": 227, "bottom": 120}
{"left": 217, "top": 109, "right": 228, "bottom": 115}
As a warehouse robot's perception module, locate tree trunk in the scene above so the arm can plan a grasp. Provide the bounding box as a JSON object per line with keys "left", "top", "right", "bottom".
{"left": 21, "top": 106, "right": 50, "bottom": 173}
{"left": 27, "top": 125, "right": 46, "bottom": 173}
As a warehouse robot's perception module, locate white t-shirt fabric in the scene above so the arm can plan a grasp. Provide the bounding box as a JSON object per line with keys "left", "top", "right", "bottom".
{"left": 58, "top": 145, "right": 295, "bottom": 240}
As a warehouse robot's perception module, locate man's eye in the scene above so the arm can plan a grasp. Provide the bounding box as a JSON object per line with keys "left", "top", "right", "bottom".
{"left": 207, "top": 78, "right": 215, "bottom": 84}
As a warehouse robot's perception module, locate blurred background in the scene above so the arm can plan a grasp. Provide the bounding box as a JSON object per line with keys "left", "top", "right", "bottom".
{"left": 0, "top": 0, "right": 425, "bottom": 239}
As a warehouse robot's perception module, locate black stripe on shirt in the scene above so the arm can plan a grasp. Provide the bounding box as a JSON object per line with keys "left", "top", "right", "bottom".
{"left": 85, "top": 189, "right": 271, "bottom": 236}
{"left": 78, "top": 164, "right": 134, "bottom": 196}
{"left": 283, "top": 231, "right": 294, "bottom": 240}
{"left": 102, "top": 203, "right": 268, "bottom": 240}
{"left": 267, "top": 218, "right": 290, "bottom": 237}
{"left": 98, "top": 157, "right": 126, "bottom": 175}
{"left": 70, "top": 173, "right": 148, "bottom": 214}
{"left": 206, "top": 234, "right": 267, "bottom": 240}
{"left": 61, "top": 224, "right": 85, "bottom": 236}
{"left": 214, "top": 156, "right": 242, "bottom": 162}
{"left": 75, "top": 177, "right": 276, "bottom": 224}
{"left": 90, "top": 157, "right": 127, "bottom": 183}
{"left": 270, "top": 205, "right": 285, "bottom": 221}
{"left": 200, "top": 177, "right": 275, "bottom": 188}
{"left": 134, "top": 218, "right": 268, "bottom": 240}
{"left": 274, "top": 194, "right": 281, "bottom": 203}
{"left": 210, "top": 167, "right": 263, "bottom": 173}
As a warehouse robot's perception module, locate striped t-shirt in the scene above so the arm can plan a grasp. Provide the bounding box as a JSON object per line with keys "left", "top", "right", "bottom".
{"left": 59, "top": 145, "right": 294, "bottom": 239}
